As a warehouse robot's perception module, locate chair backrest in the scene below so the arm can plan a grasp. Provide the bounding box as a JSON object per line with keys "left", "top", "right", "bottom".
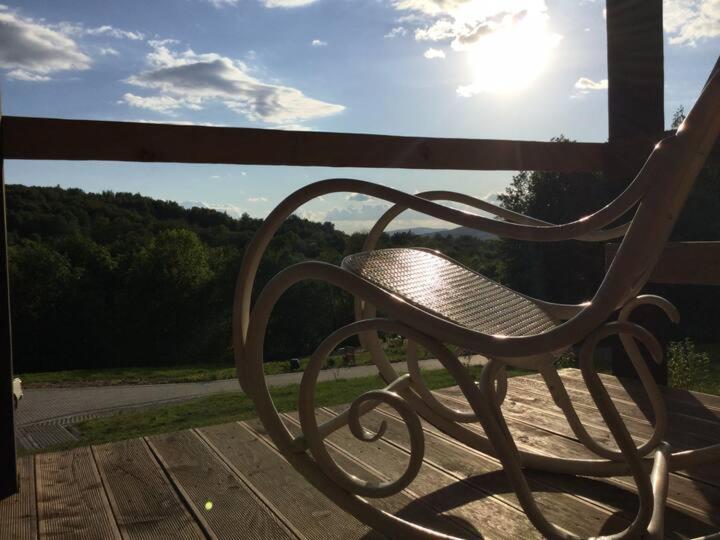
{"left": 595, "top": 64, "right": 720, "bottom": 311}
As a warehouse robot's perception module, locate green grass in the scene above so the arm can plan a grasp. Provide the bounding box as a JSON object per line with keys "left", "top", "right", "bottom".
{"left": 28, "top": 365, "right": 523, "bottom": 455}
{"left": 18, "top": 345, "right": 437, "bottom": 387}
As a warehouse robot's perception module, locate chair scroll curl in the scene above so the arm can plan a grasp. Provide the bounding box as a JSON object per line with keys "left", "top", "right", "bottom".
{"left": 234, "top": 65, "right": 720, "bottom": 539}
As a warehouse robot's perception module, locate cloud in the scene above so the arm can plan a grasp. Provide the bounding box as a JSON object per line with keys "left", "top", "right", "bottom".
{"left": 0, "top": 7, "right": 91, "bottom": 78}
{"left": 664, "top": 0, "right": 720, "bottom": 46}
{"left": 247, "top": 196, "right": 268, "bottom": 202}
{"left": 6, "top": 69, "right": 51, "bottom": 81}
{"left": 325, "top": 203, "right": 393, "bottom": 221}
{"left": 121, "top": 93, "right": 187, "bottom": 112}
{"left": 384, "top": 26, "right": 408, "bottom": 38}
{"left": 55, "top": 22, "right": 144, "bottom": 41}
{"left": 574, "top": 77, "right": 607, "bottom": 90}
{"left": 391, "top": 1, "right": 562, "bottom": 96}
{"left": 311, "top": 39, "right": 327, "bottom": 47}
{"left": 347, "top": 193, "right": 372, "bottom": 201}
{"left": 99, "top": 47, "right": 119, "bottom": 56}
{"left": 423, "top": 47, "right": 446, "bottom": 59}
{"left": 123, "top": 41, "right": 345, "bottom": 125}
{"left": 182, "top": 201, "right": 246, "bottom": 218}
{"left": 261, "top": 0, "right": 320, "bottom": 7}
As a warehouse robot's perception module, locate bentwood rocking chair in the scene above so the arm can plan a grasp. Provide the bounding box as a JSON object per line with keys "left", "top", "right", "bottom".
{"left": 233, "top": 65, "right": 720, "bottom": 539}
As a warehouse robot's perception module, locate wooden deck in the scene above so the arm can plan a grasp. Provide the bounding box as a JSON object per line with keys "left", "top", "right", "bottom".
{"left": 2, "top": 368, "right": 719, "bottom": 539}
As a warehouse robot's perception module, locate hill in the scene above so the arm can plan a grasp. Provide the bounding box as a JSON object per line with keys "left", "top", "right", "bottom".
{"left": 388, "top": 226, "right": 496, "bottom": 240}
{"left": 5, "top": 185, "right": 502, "bottom": 372}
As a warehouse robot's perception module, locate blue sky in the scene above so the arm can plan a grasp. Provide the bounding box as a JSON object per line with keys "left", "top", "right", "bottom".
{"left": 2, "top": 0, "right": 718, "bottom": 232}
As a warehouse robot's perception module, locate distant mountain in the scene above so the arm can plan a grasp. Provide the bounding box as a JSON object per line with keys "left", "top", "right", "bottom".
{"left": 388, "top": 226, "right": 496, "bottom": 240}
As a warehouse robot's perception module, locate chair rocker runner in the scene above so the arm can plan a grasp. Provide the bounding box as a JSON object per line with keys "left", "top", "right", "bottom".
{"left": 234, "top": 66, "right": 720, "bottom": 539}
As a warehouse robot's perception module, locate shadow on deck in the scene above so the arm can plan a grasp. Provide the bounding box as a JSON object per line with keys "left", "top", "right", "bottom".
{"left": 2, "top": 369, "right": 719, "bottom": 539}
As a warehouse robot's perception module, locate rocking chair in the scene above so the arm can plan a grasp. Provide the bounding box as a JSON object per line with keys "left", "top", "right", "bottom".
{"left": 233, "top": 65, "right": 720, "bottom": 539}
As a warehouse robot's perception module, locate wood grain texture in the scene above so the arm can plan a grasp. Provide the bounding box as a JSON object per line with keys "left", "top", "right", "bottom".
{"left": 4, "top": 371, "right": 720, "bottom": 539}
{"left": 436, "top": 384, "right": 720, "bottom": 532}
{"left": 294, "top": 408, "right": 542, "bottom": 540}
{"left": 146, "top": 429, "right": 295, "bottom": 540}
{"left": 0, "top": 456, "right": 37, "bottom": 539}
{"left": 2, "top": 116, "right": 607, "bottom": 172}
{"left": 92, "top": 438, "right": 205, "bottom": 540}
{"left": 606, "top": 241, "right": 720, "bottom": 285}
{"left": 316, "top": 405, "right": 627, "bottom": 538}
{"left": 198, "top": 421, "right": 374, "bottom": 540}
{"left": 35, "top": 447, "right": 121, "bottom": 540}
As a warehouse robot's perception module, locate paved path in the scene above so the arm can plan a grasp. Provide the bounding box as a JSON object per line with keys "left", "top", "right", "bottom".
{"left": 16, "top": 356, "right": 487, "bottom": 427}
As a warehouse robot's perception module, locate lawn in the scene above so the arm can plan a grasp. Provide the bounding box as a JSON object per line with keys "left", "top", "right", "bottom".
{"left": 30, "top": 365, "right": 521, "bottom": 454}
{"left": 17, "top": 345, "right": 439, "bottom": 387}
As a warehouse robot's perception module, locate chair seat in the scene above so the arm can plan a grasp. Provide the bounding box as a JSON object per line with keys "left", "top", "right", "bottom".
{"left": 342, "top": 248, "right": 559, "bottom": 337}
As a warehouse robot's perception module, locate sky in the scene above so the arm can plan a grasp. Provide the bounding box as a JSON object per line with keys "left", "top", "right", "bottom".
{"left": 1, "top": 0, "right": 719, "bottom": 233}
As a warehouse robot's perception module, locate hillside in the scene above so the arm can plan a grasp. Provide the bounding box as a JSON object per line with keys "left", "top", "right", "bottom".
{"left": 5, "top": 185, "right": 502, "bottom": 372}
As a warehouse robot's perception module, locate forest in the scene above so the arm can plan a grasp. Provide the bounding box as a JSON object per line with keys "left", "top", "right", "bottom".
{"left": 7, "top": 132, "right": 720, "bottom": 373}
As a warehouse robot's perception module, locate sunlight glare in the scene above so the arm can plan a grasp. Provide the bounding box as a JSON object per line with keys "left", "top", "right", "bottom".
{"left": 458, "top": 10, "right": 561, "bottom": 96}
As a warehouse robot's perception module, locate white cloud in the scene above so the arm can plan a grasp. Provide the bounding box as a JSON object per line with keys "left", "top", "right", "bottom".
{"left": 664, "top": 0, "right": 720, "bottom": 46}
{"left": 391, "top": 1, "right": 562, "bottom": 96}
{"left": 121, "top": 93, "right": 187, "bottom": 113}
{"left": 56, "top": 22, "right": 144, "bottom": 41}
{"left": 247, "top": 196, "right": 268, "bottom": 202}
{"left": 123, "top": 41, "right": 345, "bottom": 125}
{"left": 182, "top": 201, "right": 246, "bottom": 218}
{"left": 574, "top": 77, "right": 607, "bottom": 91}
{"left": 99, "top": 47, "right": 119, "bottom": 56}
{"left": 423, "top": 47, "right": 446, "bottom": 59}
{"left": 6, "top": 68, "right": 51, "bottom": 81}
{"left": 384, "top": 26, "right": 408, "bottom": 38}
{"left": 311, "top": 39, "right": 327, "bottom": 47}
{"left": 347, "top": 193, "right": 372, "bottom": 201}
{"left": 0, "top": 7, "right": 91, "bottom": 78}
{"left": 261, "top": 0, "right": 320, "bottom": 7}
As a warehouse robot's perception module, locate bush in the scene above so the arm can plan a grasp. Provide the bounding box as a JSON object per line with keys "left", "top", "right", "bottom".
{"left": 668, "top": 339, "right": 711, "bottom": 390}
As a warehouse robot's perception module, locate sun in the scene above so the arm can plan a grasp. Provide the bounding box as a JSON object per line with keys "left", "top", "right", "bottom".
{"left": 458, "top": 11, "right": 561, "bottom": 97}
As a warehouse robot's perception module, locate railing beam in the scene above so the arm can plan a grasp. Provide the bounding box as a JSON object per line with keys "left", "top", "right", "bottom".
{"left": 2, "top": 116, "right": 607, "bottom": 172}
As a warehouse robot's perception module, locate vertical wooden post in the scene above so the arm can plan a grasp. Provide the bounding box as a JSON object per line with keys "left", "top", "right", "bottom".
{"left": 606, "top": 0, "right": 665, "bottom": 141}
{"left": 0, "top": 96, "right": 18, "bottom": 499}
{"left": 606, "top": 0, "right": 668, "bottom": 384}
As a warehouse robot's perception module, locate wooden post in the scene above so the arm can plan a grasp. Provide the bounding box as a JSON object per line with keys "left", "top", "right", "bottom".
{"left": 0, "top": 96, "right": 18, "bottom": 499}
{"left": 606, "top": 0, "right": 668, "bottom": 384}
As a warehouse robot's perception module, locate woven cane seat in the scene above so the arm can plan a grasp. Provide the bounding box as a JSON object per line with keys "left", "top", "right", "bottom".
{"left": 342, "top": 248, "right": 559, "bottom": 336}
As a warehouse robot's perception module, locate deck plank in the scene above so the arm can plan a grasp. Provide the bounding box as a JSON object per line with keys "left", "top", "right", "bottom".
{"left": 283, "top": 409, "right": 539, "bottom": 539}
{"left": 92, "top": 438, "right": 205, "bottom": 540}
{"left": 556, "top": 369, "right": 720, "bottom": 418}
{"left": 146, "top": 429, "right": 296, "bottom": 540}
{"left": 0, "top": 456, "right": 37, "bottom": 540}
{"left": 507, "top": 374, "right": 720, "bottom": 487}
{"left": 436, "top": 385, "right": 720, "bottom": 534}
{"left": 267, "top": 414, "right": 475, "bottom": 538}
{"left": 197, "top": 421, "right": 377, "bottom": 540}
{"left": 318, "top": 405, "right": 631, "bottom": 538}
{"left": 7, "top": 369, "right": 720, "bottom": 539}
{"left": 35, "top": 446, "right": 120, "bottom": 540}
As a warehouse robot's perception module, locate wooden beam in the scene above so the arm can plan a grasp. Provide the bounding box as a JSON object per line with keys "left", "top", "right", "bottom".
{"left": 606, "top": 242, "right": 720, "bottom": 286}
{"left": 606, "top": 0, "right": 667, "bottom": 384}
{"left": 606, "top": 0, "right": 664, "bottom": 146}
{"left": 2, "top": 116, "right": 607, "bottom": 172}
{"left": 0, "top": 100, "right": 18, "bottom": 499}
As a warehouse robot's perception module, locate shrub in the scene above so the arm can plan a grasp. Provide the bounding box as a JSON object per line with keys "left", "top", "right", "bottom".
{"left": 668, "top": 339, "right": 711, "bottom": 390}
